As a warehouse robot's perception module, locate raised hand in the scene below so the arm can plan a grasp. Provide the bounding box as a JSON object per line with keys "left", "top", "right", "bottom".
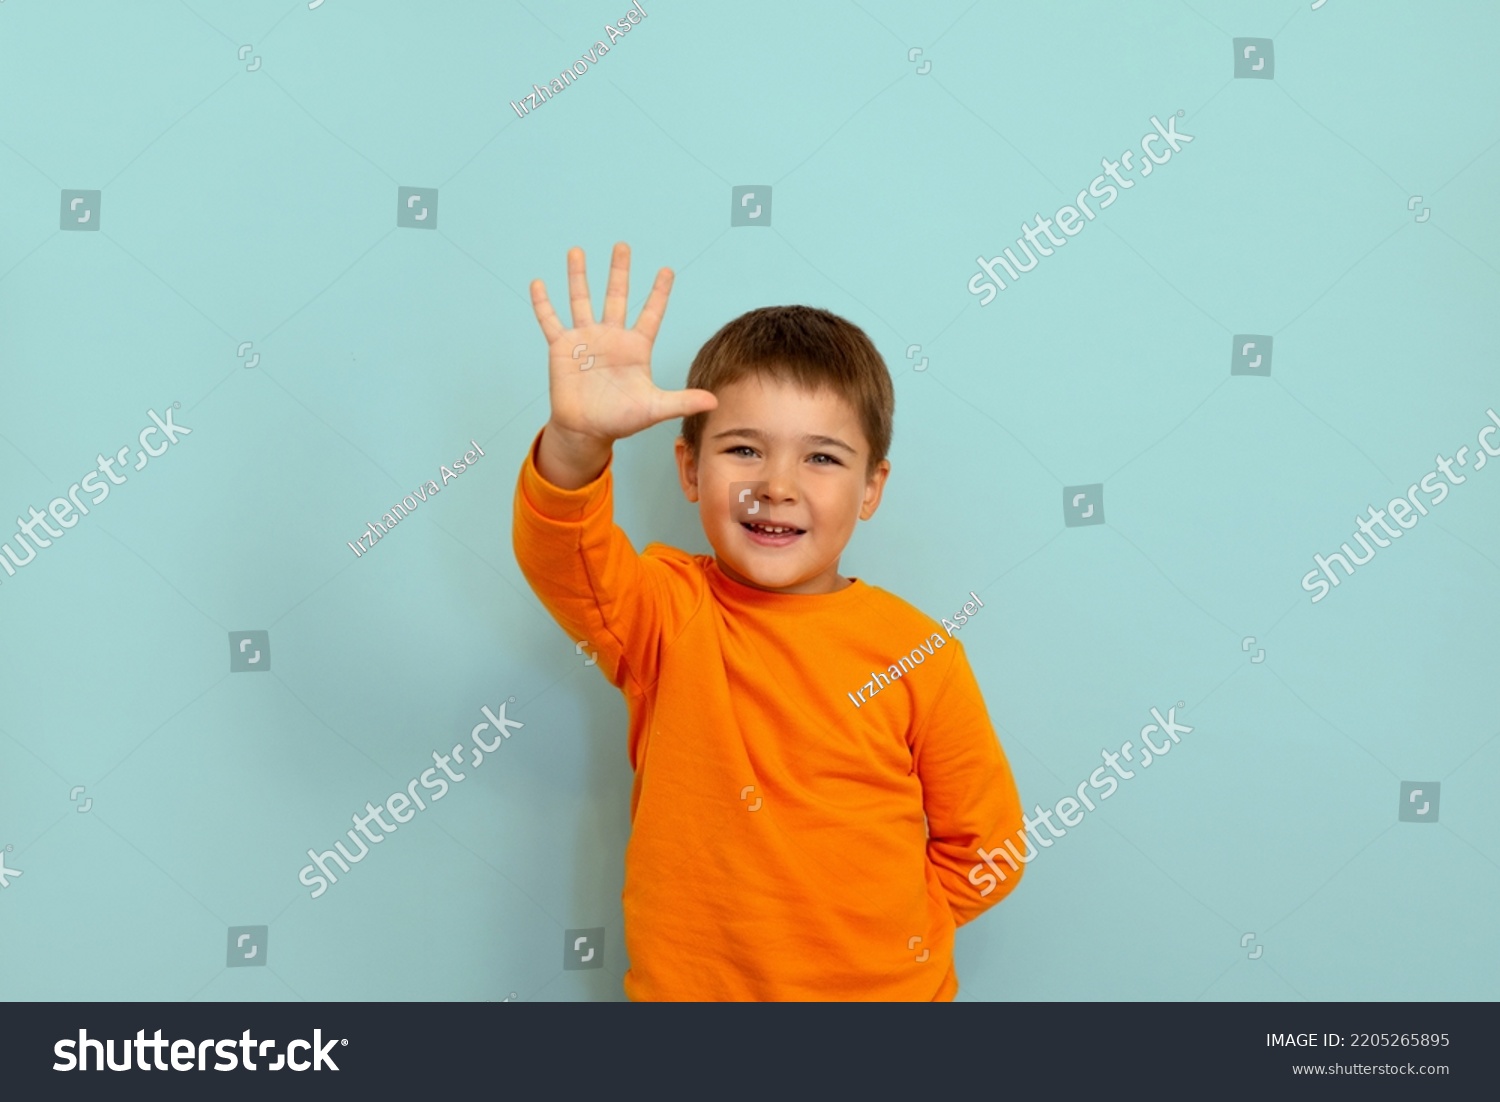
{"left": 530, "top": 243, "right": 718, "bottom": 447}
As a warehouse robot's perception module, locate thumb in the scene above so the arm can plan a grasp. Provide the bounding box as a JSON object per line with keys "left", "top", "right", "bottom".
{"left": 651, "top": 387, "right": 719, "bottom": 421}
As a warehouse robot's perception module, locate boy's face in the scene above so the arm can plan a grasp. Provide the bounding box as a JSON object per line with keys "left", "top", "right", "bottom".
{"left": 675, "top": 374, "right": 890, "bottom": 596}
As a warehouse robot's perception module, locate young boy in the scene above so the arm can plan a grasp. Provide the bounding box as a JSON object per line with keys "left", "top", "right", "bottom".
{"left": 512, "top": 243, "right": 1025, "bottom": 1001}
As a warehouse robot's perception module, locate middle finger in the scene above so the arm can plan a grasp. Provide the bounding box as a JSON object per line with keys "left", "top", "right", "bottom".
{"left": 566, "top": 246, "right": 595, "bottom": 328}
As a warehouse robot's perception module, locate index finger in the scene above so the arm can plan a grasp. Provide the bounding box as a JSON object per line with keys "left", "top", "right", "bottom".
{"left": 632, "top": 267, "right": 675, "bottom": 342}
{"left": 529, "top": 279, "right": 565, "bottom": 345}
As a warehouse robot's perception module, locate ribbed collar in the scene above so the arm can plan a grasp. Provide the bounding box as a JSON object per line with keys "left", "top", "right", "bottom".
{"left": 705, "top": 556, "right": 872, "bottom": 612}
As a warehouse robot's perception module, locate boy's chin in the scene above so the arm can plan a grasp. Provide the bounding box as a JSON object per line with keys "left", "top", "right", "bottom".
{"left": 709, "top": 541, "right": 796, "bottom": 584}
{"left": 709, "top": 539, "right": 838, "bottom": 593}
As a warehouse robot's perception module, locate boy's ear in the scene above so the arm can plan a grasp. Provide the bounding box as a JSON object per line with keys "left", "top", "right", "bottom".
{"left": 859, "top": 458, "right": 891, "bottom": 521}
{"left": 674, "top": 436, "right": 701, "bottom": 503}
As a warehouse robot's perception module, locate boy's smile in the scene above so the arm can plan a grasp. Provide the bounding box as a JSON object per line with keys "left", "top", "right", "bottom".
{"left": 675, "top": 374, "right": 890, "bottom": 596}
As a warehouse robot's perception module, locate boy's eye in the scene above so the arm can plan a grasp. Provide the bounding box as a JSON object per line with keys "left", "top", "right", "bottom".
{"left": 725, "top": 445, "right": 840, "bottom": 465}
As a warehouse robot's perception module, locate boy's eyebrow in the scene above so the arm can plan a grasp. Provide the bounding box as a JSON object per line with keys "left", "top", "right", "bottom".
{"left": 709, "top": 427, "right": 859, "bottom": 454}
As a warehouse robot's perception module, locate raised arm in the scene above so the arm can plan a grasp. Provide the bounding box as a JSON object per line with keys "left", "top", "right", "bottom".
{"left": 514, "top": 243, "right": 720, "bottom": 700}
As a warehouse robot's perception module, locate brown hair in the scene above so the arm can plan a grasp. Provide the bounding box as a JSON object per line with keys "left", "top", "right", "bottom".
{"left": 679, "top": 305, "right": 894, "bottom": 478}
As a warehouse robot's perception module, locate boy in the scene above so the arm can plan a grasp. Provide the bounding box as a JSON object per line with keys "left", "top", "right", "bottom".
{"left": 512, "top": 243, "right": 1025, "bottom": 1000}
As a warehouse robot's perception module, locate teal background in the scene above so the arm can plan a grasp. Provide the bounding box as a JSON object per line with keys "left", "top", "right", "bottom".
{"left": 2, "top": 0, "right": 1497, "bottom": 1002}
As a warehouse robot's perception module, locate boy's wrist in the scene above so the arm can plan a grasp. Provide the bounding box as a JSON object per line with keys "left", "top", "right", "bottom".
{"left": 546, "top": 419, "right": 612, "bottom": 452}
{"left": 538, "top": 420, "right": 613, "bottom": 490}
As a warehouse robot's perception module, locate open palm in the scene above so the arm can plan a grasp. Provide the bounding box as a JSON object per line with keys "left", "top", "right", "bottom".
{"left": 531, "top": 243, "right": 717, "bottom": 443}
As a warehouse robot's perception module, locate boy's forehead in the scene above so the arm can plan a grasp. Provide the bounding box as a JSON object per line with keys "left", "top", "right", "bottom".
{"left": 710, "top": 375, "right": 855, "bottom": 421}
{"left": 702, "top": 376, "right": 868, "bottom": 456}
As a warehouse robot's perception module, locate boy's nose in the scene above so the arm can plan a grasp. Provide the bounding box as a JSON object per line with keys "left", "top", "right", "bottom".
{"left": 759, "top": 465, "right": 798, "bottom": 503}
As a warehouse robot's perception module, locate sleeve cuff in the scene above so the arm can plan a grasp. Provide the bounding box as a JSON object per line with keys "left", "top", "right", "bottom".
{"left": 518, "top": 426, "right": 615, "bottom": 523}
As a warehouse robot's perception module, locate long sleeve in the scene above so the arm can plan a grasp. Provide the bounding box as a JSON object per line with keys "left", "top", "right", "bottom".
{"left": 511, "top": 428, "right": 678, "bottom": 702}
{"left": 912, "top": 642, "right": 1025, "bottom": 926}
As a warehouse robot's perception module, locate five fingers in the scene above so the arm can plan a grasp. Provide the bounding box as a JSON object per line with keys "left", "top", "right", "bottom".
{"left": 530, "top": 243, "right": 674, "bottom": 346}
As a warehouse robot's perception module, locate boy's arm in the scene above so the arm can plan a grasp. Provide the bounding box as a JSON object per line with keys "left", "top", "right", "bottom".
{"left": 514, "top": 242, "right": 719, "bottom": 700}
{"left": 512, "top": 423, "right": 671, "bottom": 699}
{"left": 911, "top": 643, "right": 1026, "bottom": 926}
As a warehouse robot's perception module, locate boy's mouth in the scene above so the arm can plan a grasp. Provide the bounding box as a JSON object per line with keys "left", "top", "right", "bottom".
{"left": 741, "top": 521, "right": 805, "bottom": 546}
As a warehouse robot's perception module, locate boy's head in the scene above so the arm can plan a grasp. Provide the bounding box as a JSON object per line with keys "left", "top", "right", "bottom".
{"left": 674, "top": 305, "right": 894, "bottom": 596}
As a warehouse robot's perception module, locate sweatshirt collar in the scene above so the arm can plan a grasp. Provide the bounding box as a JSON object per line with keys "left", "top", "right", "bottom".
{"left": 706, "top": 557, "right": 870, "bottom": 610}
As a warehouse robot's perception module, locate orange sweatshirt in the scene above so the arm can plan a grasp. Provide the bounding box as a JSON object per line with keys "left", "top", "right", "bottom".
{"left": 512, "top": 429, "right": 1025, "bottom": 1000}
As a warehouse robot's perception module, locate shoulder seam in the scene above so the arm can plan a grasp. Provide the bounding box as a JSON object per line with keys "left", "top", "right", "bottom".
{"left": 647, "top": 544, "right": 707, "bottom": 662}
